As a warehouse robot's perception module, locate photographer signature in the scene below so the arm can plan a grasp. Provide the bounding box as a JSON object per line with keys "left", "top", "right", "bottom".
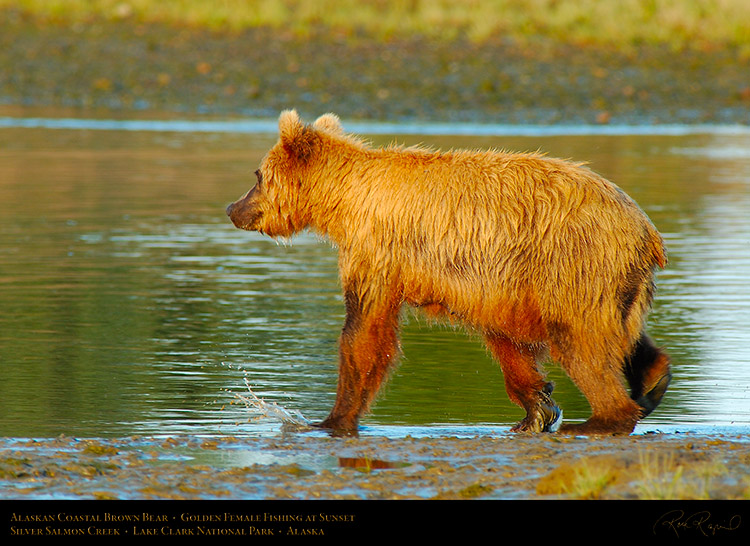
{"left": 653, "top": 510, "right": 741, "bottom": 537}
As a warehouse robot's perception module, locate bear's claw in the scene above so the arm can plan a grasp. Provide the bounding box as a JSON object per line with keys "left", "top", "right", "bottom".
{"left": 510, "top": 389, "right": 562, "bottom": 433}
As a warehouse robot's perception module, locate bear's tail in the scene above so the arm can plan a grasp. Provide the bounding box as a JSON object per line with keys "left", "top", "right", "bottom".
{"left": 623, "top": 332, "right": 671, "bottom": 417}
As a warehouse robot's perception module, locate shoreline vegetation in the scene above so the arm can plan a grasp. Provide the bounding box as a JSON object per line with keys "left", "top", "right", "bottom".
{"left": 5, "top": 0, "right": 750, "bottom": 50}
{"left": 2, "top": 1, "right": 750, "bottom": 125}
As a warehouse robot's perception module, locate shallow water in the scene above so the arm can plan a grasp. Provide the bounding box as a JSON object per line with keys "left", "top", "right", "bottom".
{"left": 1, "top": 117, "right": 749, "bottom": 440}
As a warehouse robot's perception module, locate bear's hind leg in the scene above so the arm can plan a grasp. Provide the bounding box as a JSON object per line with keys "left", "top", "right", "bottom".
{"left": 556, "top": 352, "right": 642, "bottom": 435}
{"left": 484, "top": 333, "right": 562, "bottom": 433}
{"left": 624, "top": 333, "right": 671, "bottom": 417}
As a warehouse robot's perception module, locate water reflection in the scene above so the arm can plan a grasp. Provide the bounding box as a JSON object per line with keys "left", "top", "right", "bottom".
{"left": 338, "top": 457, "right": 408, "bottom": 470}
{"left": 0, "top": 123, "right": 748, "bottom": 438}
{"left": 656, "top": 136, "right": 750, "bottom": 425}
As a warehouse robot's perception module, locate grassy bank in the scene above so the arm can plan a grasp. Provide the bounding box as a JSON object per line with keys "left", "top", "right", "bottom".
{"left": 2, "top": 2, "right": 749, "bottom": 123}
{"left": 4, "top": 0, "right": 750, "bottom": 49}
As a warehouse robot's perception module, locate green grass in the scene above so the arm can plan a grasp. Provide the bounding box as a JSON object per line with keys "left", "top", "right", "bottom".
{"left": 3, "top": 0, "right": 750, "bottom": 48}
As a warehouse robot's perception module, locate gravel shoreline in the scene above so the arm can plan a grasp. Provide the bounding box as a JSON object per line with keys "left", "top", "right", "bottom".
{"left": 2, "top": 15, "right": 750, "bottom": 125}
{"left": 1, "top": 432, "right": 749, "bottom": 501}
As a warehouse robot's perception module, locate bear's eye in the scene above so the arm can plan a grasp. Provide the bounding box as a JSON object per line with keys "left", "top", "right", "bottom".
{"left": 254, "top": 169, "right": 263, "bottom": 186}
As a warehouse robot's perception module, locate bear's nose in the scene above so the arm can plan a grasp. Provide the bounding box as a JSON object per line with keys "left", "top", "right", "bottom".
{"left": 225, "top": 202, "right": 235, "bottom": 217}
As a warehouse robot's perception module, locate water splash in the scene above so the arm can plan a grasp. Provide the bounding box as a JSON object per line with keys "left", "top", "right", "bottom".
{"left": 226, "top": 364, "right": 312, "bottom": 430}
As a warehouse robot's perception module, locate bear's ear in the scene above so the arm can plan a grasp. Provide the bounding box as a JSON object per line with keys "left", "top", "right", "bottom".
{"left": 278, "top": 109, "right": 319, "bottom": 163}
{"left": 278, "top": 109, "right": 301, "bottom": 136}
{"left": 313, "top": 113, "right": 343, "bottom": 134}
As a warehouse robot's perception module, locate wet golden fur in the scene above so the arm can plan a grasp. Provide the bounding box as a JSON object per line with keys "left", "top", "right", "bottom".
{"left": 227, "top": 110, "right": 670, "bottom": 435}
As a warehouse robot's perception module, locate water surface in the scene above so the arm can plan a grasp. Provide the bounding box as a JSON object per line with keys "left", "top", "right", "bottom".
{"left": 1, "top": 118, "right": 749, "bottom": 438}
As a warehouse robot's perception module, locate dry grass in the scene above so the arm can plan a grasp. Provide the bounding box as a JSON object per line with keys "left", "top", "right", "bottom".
{"left": 536, "top": 455, "right": 622, "bottom": 499}
{"left": 536, "top": 447, "right": 743, "bottom": 500}
{"left": 3, "top": 0, "right": 750, "bottom": 48}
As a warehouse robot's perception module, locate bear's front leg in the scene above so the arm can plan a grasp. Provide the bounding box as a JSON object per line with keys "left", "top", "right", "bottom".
{"left": 317, "top": 289, "right": 402, "bottom": 433}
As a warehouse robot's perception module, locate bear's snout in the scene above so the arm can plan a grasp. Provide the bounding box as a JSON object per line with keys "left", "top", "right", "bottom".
{"left": 226, "top": 186, "right": 262, "bottom": 230}
{"left": 225, "top": 200, "right": 241, "bottom": 222}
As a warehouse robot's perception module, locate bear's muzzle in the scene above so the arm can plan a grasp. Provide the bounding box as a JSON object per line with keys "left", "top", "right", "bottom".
{"left": 226, "top": 185, "right": 262, "bottom": 230}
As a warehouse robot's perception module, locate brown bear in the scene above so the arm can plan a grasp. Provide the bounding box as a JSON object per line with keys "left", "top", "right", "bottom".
{"left": 226, "top": 110, "right": 671, "bottom": 435}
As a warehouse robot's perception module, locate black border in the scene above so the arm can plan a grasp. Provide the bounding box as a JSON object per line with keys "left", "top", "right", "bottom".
{"left": 3, "top": 499, "right": 748, "bottom": 541}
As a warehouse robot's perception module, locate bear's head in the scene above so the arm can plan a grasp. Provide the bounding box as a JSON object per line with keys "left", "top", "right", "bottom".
{"left": 226, "top": 110, "right": 343, "bottom": 238}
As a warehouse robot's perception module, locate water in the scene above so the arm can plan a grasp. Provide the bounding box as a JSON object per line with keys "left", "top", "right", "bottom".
{"left": 1, "top": 117, "right": 749, "bottom": 439}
